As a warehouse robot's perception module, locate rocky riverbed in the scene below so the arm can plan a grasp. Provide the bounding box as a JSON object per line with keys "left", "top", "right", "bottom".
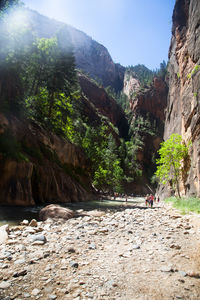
{"left": 0, "top": 200, "right": 200, "bottom": 300}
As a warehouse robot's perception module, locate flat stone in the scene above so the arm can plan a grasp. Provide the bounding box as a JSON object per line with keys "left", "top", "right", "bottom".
{"left": 160, "top": 266, "right": 173, "bottom": 272}
{"left": 48, "top": 295, "right": 57, "bottom": 300}
{"left": 0, "top": 281, "right": 11, "bottom": 289}
{"left": 178, "top": 271, "right": 187, "bottom": 277}
{"left": 31, "top": 234, "right": 47, "bottom": 243}
{"left": 31, "top": 288, "right": 41, "bottom": 296}
{"left": 14, "top": 258, "right": 26, "bottom": 265}
{"left": 24, "top": 293, "right": 30, "bottom": 298}
{"left": 32, "top": 240, "right": 45, "bottom": 245}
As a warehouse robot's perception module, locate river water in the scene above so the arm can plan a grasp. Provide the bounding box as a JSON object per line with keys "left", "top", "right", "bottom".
{"left": 0, "top": 197, "right": 145, "bottom": 226}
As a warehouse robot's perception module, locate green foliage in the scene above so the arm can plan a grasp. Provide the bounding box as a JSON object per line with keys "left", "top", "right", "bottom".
{"left": 187, "top": 65, "right": 200, "bottom": 80}
{"left": 155, "top": 134, "right": 191, "bottom": 198}
{"left": 126, "top": 64, "right": 155, "bottom": 87}
{"left": 165, "top": 197, "right": 200, "bottom": 214}
{"left": 194, "top": 92, "right": 197, "bottom": 98}
{"left": 78, "top": 122, "right": 124, "bottom": 193}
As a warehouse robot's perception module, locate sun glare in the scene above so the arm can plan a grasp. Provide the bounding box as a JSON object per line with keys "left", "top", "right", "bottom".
{"left": 6, "top": 8, "right": 29, "bottom": 33}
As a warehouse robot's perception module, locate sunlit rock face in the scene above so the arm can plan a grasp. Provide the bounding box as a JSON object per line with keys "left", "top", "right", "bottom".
{"left": 129, "top": 77, "right": 168, "bottom": 124}
{"left": 0, "top": 114, "right": 93, "bottom": 206}
{"left": 163, "top": 0, "right": 200, "bottom": 197}
{"left": 123, "top": 72, "right": 141, "bottom": 98}
{"left": 26, "top": 9, "right": 125, "bottom": 92}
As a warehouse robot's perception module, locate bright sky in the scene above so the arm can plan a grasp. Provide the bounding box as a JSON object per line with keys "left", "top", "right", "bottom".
{"left": 22, "top": 0, "right": 175, "bottom": 70}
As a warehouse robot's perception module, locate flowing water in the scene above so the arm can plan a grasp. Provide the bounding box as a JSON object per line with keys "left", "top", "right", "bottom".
{"left": 0, "top": 197, "right": 145, "bottom": 226}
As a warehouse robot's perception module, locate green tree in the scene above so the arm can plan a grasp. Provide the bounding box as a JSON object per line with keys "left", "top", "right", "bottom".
{"left": 155, "top": 134, "right": 190, "bottom": 198}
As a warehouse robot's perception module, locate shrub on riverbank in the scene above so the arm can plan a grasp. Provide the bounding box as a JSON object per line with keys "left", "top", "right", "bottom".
{"left": 165, "top": 197, "right": 200, "bottom": 214}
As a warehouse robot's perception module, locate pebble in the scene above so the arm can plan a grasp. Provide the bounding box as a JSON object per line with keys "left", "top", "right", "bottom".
{"left": 178, "top": 271, "right": 187, "bottom": 277}
{"left": 69, "top": 261, "right": 79, "bottom": 268}
{"left": 48, "top": 295, "right": 57, "bottom": 299}
{"left": 31, "top": 288, "right": 41, "bottom": 296}
{"left": 32, "top": 240, "right": 45, "bottom": 245}
{"left": 132, "top": 244, "right": 140, "bottom": 249}
{"left": 29, "top": 219, "right": 38, "bottom": 227}
{"left": 0, "top": 281, "right": 11, "bottom": 289}
{"left": 0, "top": 201, "right": 199, "bottom": 299}
{"left": 88, "top": 243, "right": 96, "bottom": 250}
{"left": 160, "top": 266, "right": 173, "bottom": 272}
{"left": 31, "top": 234, "right": 47, "bottom": 243}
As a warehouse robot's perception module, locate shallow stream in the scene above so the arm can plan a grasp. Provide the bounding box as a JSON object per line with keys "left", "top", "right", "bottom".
{"left": 0, "top": 197, "right": 145, "bottom": 226}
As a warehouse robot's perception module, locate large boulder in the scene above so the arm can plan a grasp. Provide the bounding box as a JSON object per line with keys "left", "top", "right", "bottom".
{"left": 39, "top": 204, "right": 75, "bottom": 221}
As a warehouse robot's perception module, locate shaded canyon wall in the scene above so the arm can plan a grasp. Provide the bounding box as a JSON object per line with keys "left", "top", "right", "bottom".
{"left": 162, "top": 0, "right": 200, "bottom": 198}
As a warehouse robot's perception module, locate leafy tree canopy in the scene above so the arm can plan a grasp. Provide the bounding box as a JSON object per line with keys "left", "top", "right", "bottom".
{"left": 155, "top": 134, "right": 191, "bottom": 198}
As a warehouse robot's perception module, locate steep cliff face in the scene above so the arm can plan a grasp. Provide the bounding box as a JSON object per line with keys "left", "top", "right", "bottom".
{"left": 123, "top": 74, "right": 168, "bottom": 191}
{"left": 0, "top": 114, "right": 93, "bottom": 206}
{"left": 129, "top": 77, "right": 168, "bottom": 124}
{"left": 163, "top": 0, "right": 200, "bottom": 197}
{"left": 123, "top": 72, "right": 141, "bottom": 99}
{"left": 78, "top": 73, "right": 129, "bottom": 139}
{"left": 26, "top": 9, "right": 125, "bottom": 91}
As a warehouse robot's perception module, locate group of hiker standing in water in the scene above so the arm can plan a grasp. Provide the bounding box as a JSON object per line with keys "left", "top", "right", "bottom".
{"left": 145, "top": 194, "right": 160, "bottom": 207}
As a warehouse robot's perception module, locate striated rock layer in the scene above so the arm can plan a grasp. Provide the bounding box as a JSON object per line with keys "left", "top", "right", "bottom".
{"left": 163, "top": 0, "right": 200, "bottom": 197}
{"left": 0, "top": 114, "right": 93, "bottom": 206}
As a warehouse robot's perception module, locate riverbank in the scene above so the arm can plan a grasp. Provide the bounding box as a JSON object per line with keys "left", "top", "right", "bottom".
{"left": 0, "top": 200, "right": 200, "bottom": 299}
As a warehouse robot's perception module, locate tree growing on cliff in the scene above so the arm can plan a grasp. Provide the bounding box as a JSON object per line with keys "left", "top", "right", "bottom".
{"left": 155, "top": 134, "right": 190, "bottom": 198}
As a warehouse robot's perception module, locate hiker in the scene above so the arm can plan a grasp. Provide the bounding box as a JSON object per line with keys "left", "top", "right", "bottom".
{"left": 149, "top": 194, "right": 154, "bottom": 208}
{"left": 145, "top": 194, "right": 150, "bottom": 206}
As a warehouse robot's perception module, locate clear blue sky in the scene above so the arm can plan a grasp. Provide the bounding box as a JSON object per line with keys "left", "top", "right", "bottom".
{"left": 22, "top": 0, "right": 175, "bottom": 70}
